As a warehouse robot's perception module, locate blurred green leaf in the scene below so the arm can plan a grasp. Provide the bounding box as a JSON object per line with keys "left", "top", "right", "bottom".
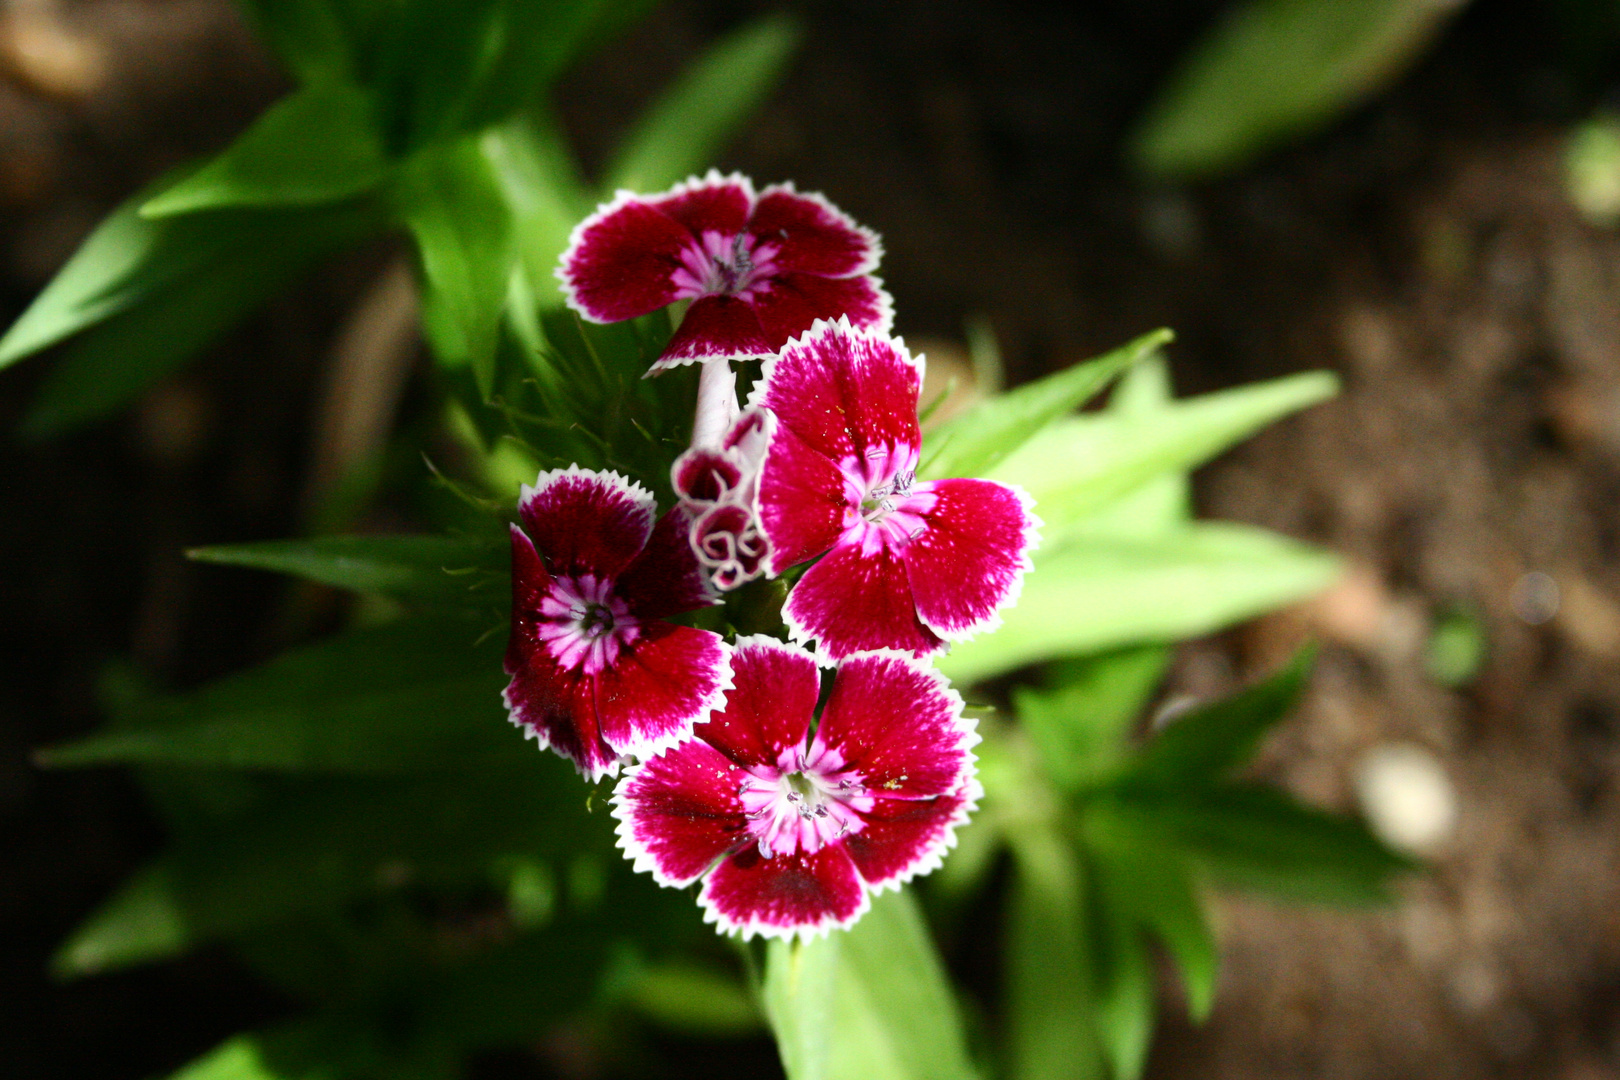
{"left": 236, "top": 0, "right": 356, "bottom": 86}
{"left": 1121, "top": 649, "right": 1312, "bottom": 789}
{"left": 397, "top": 138, "right": 515, "bottom": 395}
{"left": 485, "top": 111, "right": 594, "bottom": 298}
{"left": 187, "top": 534, "right": 505, "bottom": 606}
{"left": 1088, "top": 898, "right": 1154, "bottom": 1080}
{"left": 605, "top": 956, "right": 763, "bottom": 1035}
{"left": 20, "top": 200, "right": 381, "bottom": 435}
{"left": 39, "top": 616, "right": 509, "bottom": 773}
{"left": 141, "top": 82, "right": 390, "bottom": 218}
{"left": 1426, "top": 606, "right": 1485, "bottom": 686}
{"left": 990, "top": 370, "right": 1337, "bottom": 543}
{"left": 938, "top": 523, "right": 1339, "bottom": 685}
{"left": 921, "top": 329, "right": 1171, "bottom": 482}
{"left": 1005, "top": 828, "right": 1105, "bottom": 1080}
{"left": 54, "top": 863, "right": 188, "bottom": 978}
{"left": 1130, "top": 0, "right": 1468, "bottom": 181}
{"left": 606, "top": 13, "right": 802, "bottom": 192}
{"left": 1012, "top": 646, "right": 1170, "bottom": 791}
{"left": 764, "top": 890, "right": 978, "bottom": 1080}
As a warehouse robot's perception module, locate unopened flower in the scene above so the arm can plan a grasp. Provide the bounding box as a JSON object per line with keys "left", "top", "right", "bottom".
{"left": 614, "top": 636, "right": 979, "bottom": 940}
{"left": 751, "top": 318, "right": 1039, "bottom": 660}
{"left": 673, "top": 407, "right": 774, "bottom": 590}
{"left": 557, "top": 171, "right": 892, "bottom": 372}
{"left": 504, "top": 467, "right": 733, "bottom": 781}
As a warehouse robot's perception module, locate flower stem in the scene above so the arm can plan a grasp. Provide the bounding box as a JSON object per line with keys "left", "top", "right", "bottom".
{"left": 690, "top": 359, "right": 738, "bottom": 449}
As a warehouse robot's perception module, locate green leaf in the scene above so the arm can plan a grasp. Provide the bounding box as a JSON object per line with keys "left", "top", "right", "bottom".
{"left": 763, "top": 890, "right": 979, "bottom": 1080}
{"left": 236, "top": 0, "right": 356, "bottom": 85}
{"left": 484, "top": 110, "right": 593, "bottom": 296}
{"left": 141, "top": 82, "right": 390, "bottom": 217}
{"left": 38, "top": 616, "right": 510, "bottom": 773}
{"left": 1122, "top": 649, "right": 1313, "bottom": 789}
{"left": 53, "top": 863, "right": 188, "bottom": 978}
{"left": 605, "top": 12, "right": 802, "bottom": 192}
{"left": 920, "top": 329, "right": 1170, "bottom": 482}
{"left": 397, "top": 137, "right": 515, "bottom": 396}
{"left": 186, "top": 534, "right": 505, "bottom": 606}
{"left": 938, "top": 523, "right": 1340, "bottom": 685}
{"left": 1130, "top": 0, "right": 1468, "bottom": 181}
{"left": 1012, "top": 645, "right": 1170, "bottom": 791}
{"left": 1005, "top": 827, "right": 1105, "bottom": 1080}
{"left": 19, "top": 200, "right": 381, "bottom": 435}
{"left": 989, "top": 370, "right": 1338, "bottom": 543}
{"left": 1088, "top": 904, "right": 1154, "bottom": 1080}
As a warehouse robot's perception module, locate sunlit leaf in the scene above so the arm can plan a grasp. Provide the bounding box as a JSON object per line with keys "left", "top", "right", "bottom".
{"left": 606, "top": 13, "right": 802, "bottom": 192}
{"left": 1130, "top": 0, "right": 1468, "bottom": 181}
{"left": 920, "top": 329, "right": 1170, "bottom": 482}
{"left": 141, "top": 82, "right": 390, "bottom": 217}
{"left": 938, "top": 523, "right": 1339, "bottom": 685}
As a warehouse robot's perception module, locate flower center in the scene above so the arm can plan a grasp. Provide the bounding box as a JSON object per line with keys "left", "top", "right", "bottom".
{"left": 840, "top": 445, "right": 937, "bottom": 556}
{"left": 671, "top": 230, "right": 781, "bottom": 301}
{"left": 536, "top": 573, "right": 638, "bottom": 675}
{"left": 738, "top": 744, "right": 873, "bottom": 858}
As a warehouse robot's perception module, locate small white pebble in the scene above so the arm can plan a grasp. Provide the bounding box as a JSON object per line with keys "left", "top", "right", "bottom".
{"left": 1353, "top": 743, "right": 1457, "bottom": 855}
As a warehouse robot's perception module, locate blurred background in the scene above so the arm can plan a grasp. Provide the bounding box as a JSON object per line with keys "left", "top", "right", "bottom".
{"left": 4, "top": 0, "right": 1620, "bottom": 1077}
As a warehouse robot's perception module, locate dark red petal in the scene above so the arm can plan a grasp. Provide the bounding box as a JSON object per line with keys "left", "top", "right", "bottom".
{"left": 617, "top": 505, "right": 715, "bottom": 620}
{"left": 750, "top": 274, "right": 894, "bottom": 352}
{"left": 783, "top": 540, "right": 944, "bottom": 661}
{"left": 756, "top": 421, "right": 847, "bottom": 575}
{"left": 905, "top": 478, "right": 1038, "bottom": 639}
{"left": 751, "top": 317, "right": 917, "bottom": 468}
{"left": 693, "top": 636, "right": 819, "bottom": 770}
{"left": 614, "top": 737, "right": 750, "bottom": 887}
{"left": 518, "top": 467, "right": 654, "bottom": 581}
{"left": 816, "top": 651, "right": 972, "bottom": 800}
{"left": 843, "top": 788, "right": 976, "bottom": 891}
{"left": 648, "top": 172, "right": 754, "bottom": 237}
{"left": 699, "top": 844, "right": 867, "bottom": 939}
{"left": 672, "top": 448, "right": 741, "bottom": 504}
{"left": 595, "top": 624, "right": 731, "bottom": 759}
{"left": 747, "top": 185, "right": 880, "bottom": 278}
{"left": 559, "top": 196, "right": 690, "bottom": 323}
{"left": 655, "top": 295, "right": 773, "bottom": 370}
{"left": 506, "top": 523, "right": 551, "bottom": 668}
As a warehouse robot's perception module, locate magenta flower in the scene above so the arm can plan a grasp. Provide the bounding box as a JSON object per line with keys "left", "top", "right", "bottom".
{"left": 750, "top": 318, "right": 1040, "bottom": 661}
{"left": 504, "top": 467, "right": 733, "bottom": 782}
{"left": 557, "top": 171, "right": 893, "bottom": 372}
{"left": 613, "top": 636, "right": 979, "bottom": 940}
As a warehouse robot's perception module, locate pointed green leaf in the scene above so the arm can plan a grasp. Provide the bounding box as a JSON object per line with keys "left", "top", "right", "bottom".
{"left": 397, "top": 138, "right": 515, "bottom": 396}
{"left": 38, "top": 616, "right": 510, "bottom": 773}
{"left": 990, "top": 370, "right": 1338, "bottom": 543}
{"left": 606, "top": 13, "right": 802, "bottom": 192}
{"left": 141, "top": 82, "right": 389, "bottom": 218}
{"left": 1012, "top": 645, "right": 1170, "bottom": 791}
{"left": 938, "top": 523, "right": 1340, "bottom": 685}
{"left": 52, "top": 863, "right": 188, "bottom": 978}
{"left": 1005, "top": 827, "right": 1106, "bottom": 1080}
{"left": 1088, "top": 898, "right": 1154, "bottom": 1080}
{"left": 187, "top": 534, "right": 505, "bottom": 605}
{"left": 920, "top": 329, "right": 1171, "bottom": 481}
{"left": 19, "top": 200, "right": 381, "bottom": 435}
{"left": 1123, "top": 649, "right": 1313, "bottom": 789}
{"left": 1130, "top": 0, "right": 1467, "bottom": 181}
{"left": 764, "top": 890, "right": 978, "bottom": 1080}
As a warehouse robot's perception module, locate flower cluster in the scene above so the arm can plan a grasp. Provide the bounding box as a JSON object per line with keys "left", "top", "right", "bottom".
{"left": 505, "top": 173, "right": 1037, "bottom": 939}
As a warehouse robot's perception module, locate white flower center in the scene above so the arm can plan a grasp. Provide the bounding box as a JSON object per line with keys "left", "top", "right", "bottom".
{"left": 671, "top": 230, "right": 781, "bottom": 301}
{"left": 536, "top": 573, "right": 639, "bottom": 675}
{"left": 839, "top": 444, "right": 937, "bottom": 556}
{"left": 738, "top": 743, "right": 873, "bottom": 858}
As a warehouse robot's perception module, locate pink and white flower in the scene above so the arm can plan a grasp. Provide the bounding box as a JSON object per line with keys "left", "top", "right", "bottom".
{"left": 750, "top": 318, "right": 1040, "bottom": 661}
{"left": 504, "top": 467, "right": 733, "bottom": 782}
{"left": 673, "top": 406, "right": 774, "bottom": 591}
{"left": 613, "top": 636, "right": 979, "bottom": 940}
{"left": 557, "top": 171, "right": 892, "bottom": 372}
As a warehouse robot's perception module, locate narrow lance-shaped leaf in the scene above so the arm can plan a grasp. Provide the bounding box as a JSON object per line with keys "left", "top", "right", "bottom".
{"left": 606, "top": 12, "right": 803, "bottom": 193}
{"left": 186, "top": 534, "right": 505, "bottom": 606}
{"left": 938, "top": 523, "right": 1340, "bottom": 685}
{"left": 920, "top": 328, "right": 1171, "bottom": 481}
{"left": 140, "top": 81, "right": 391, "bottom": 218}
{"left": 1012, "top": 645, "right": 1171, "bottom": 792}
{"left": 235, "top": 0, "right": 356, "bottom": 86}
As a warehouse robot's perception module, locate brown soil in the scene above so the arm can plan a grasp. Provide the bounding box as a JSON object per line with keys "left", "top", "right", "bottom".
{"left": 4, "top": 1, "right": 1618, "bottom": 1078}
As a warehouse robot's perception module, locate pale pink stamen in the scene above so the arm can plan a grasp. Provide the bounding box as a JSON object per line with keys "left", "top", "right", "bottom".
{"left": 737, "top": 741, "right": 873, "bottom": 859}
{"left": 836, "top": 444, "right": 938, "bottom": 558}
{"left": 670, "top": 231, "right": 781, "bottom": 301}
{"left": 537, "top": 573, "right": 640, "bottom": 675}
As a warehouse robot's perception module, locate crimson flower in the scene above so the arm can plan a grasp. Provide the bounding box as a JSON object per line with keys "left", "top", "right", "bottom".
{"left": 557, "top": 171, "right": 892, "bottom": 372}
{"left": 504, "top": 467, "right": 733, "bottom": 781}
{"left": 751, "top": 318, "right": 1039, "bottom": 661}
{"left": 614, "top": 636, "right": 979, "bottom": 940}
